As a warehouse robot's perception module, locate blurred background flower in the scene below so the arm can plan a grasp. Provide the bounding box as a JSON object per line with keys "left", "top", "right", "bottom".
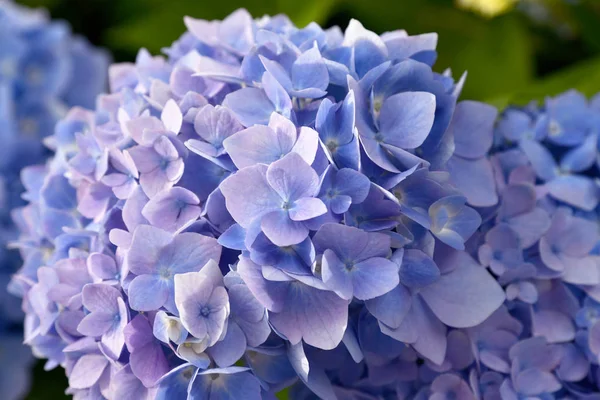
{"left": 0, "top": 1, "right": 108, "bottom": 399}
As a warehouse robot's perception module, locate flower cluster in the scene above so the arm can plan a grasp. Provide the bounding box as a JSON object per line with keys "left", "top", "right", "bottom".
{"left": 10, "top": 9, "right": 511, "bottom": 400}
{"left": 449, "top": 90, "right": 600, "bottom": 398}
{"left": 0, "top": 1, "right": 108, "bottom": 398}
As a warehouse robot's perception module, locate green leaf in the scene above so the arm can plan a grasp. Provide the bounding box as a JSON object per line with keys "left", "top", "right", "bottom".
{"left": 503, "top": 54, "right": 600, "bottom": 105}
{"left": 442, "top": 14, "right": 533, "bottom": 101}
{"left": 335, "top": 0, "right": 533, "bottom": 101}
{"left": 276, "top": 387, "right": 290, "bottom": 400}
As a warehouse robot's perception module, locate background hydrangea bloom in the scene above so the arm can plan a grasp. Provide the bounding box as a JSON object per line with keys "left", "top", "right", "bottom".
{"left": 0, "top": 1, "right": 108, "bottom": 399}
{"left": 10, "top": 8, "right": 507, "bottom": 399}
{"left": 443, "top": 89, "right": 600, "bottom": 399}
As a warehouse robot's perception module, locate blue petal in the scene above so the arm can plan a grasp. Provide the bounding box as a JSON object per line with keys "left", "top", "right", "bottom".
{"left": 518, "top": 139, "right": 557, "bottom": 182}
{"left": 560, "top": 133, "right": 597, "bottom": 173}
{"left": 291, "top": 43, "right": 329, "bottom": 96}
{"left": 222, "top": 87, "right": 274, "bottom": 127}
{"left": 155, "top": 363, "right": 195, "bottom": 400}
{"left": 399, "top": 249, "right": 440, "bottom": 289}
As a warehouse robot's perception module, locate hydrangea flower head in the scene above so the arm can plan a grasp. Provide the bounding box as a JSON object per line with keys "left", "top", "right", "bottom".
{"left": 11, "top": 9, "right": 507, "bottom": 399}
{"left": 443, "top": 89, "right": 600, "bottom": 399}
{"left": 0, "top": 1, "right": 108, "bottom": 398}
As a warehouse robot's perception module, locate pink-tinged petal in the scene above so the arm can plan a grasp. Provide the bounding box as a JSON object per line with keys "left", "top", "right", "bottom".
{"left": 140, "top": 168, "right": 172, "bottom": 198}
{"left": 142, "top": 187, "right": 201, "bottom": 232}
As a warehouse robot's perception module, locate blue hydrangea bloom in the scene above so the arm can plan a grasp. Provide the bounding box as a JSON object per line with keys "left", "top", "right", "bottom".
{"left": 445, "top": 89, "right": 600, "bottom": 399}
{"left": 9, "top": 9, "right": 507, "bottom": 399}
{"left": 0, "top": 2, "right": 108, "bottom": 399}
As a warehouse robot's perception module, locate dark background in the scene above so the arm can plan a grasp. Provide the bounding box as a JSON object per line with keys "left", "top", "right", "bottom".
{"left": 14, "top": 0, "right": 600, "bottom": 398}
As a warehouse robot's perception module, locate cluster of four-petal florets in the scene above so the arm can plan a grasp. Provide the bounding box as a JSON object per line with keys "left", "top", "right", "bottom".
{"left": 10, "top": 7, "right": 600, "bottom": 400}
{"left": 0, "top": 2, "right": 109, "bottom": 400}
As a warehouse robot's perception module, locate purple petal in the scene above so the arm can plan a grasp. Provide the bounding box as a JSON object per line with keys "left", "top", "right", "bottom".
{"left": 420, "top": 258, "right": 505, "bottom": 328}
{"left": 399, "top": 249, "right": 440, "bottom": 289}
{"left": 236, "top": 257, "right": 286, "bottom": 313}
{"left": 379, "top": 91, "right": 436, "bottom": 149}
{"left": 87, "top": 253, "right": 118, "bottom": 280}
{"left": 220, "top": 164, "right": 280, "bottom": 228}
{"left": 102, "top": 298, "right": 128, "bottom": 360}
{"left": 77, "top": 311, "right": 114, "bottom": 337}
{"left": 261, "top": 210, "right": 308, "bottom": 247}
{"left": 126, "top": 225, "right": 173, "bottom": 275}
{"left": 546, "top": 174, "right": 599, "bottom": 211}
{"left": 321, "top": 250, "right": 353, "bottom": 300}
{"left": 381, "top": 295, "right": 447, "bottom": 364}
{"left": 447, "top": 156, "right": 498, "bottom": 207}
{"left": 289, "top": 197, "right": 327, "bottom": 221}
{"left": 82, "top": 283, "right": 121, "bottom": 313}
{"left": 125, "top": 316, "right": 169, "bottom": 388}
{"left": 69, "top": 354, "right": 109, "bottom": 389}
{"left": 269, "top": 282, "right": 348, "bottom": 350}
{"left": 287, "top": 342, "right": 337, "bottom": 400}
{"left": 142, "top": 187, "right": 201, "bottom": 232}
{"left": 224, "top": 124, "right": 294, "bottom": 169}
{"left": 291, "top": 43, "right": 329, "bottom": 94}
{"left": 450, "top": 101, "right": 496, "bottom": 159}
{"left": 207, "top": 322, "right": 247, "bottom": 367}
{"left": 557, "top": 343, "right": 589, "bottom": 382}
{"left": 514, "top": 369, "right": 561, "bottom": 396}
{"left": 519, "top": 139, "right": 557, "bottom": 182}
{"left": 189, "top": 368, "right": 262, "bottom": 400}
{"left": 532, "top": 310, "right": 575, "bottom": 343}
{"left": 366, "top": 284, "right": 412, "bottom": 329}
{"left": 222, "top": 87, "right": 275, "bottom": 127}
{"left": 128, "top": 274, "right": 169, "bottom": 312}
{"left": 266, "top": 152, "right": 320, "bottom": 201}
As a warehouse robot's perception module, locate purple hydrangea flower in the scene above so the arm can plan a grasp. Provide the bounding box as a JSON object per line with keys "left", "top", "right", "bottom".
{"left": 444, "top": 90, "right": 600, "bottom": 399}
{"left": 0, "top": 3, "right": 109, "bottom": 397}
{"left": 9, "top": 8, "right": 509, "bottom": 400}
